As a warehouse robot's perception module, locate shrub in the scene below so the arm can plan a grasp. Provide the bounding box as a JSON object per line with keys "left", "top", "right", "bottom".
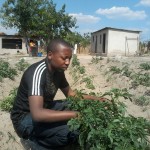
{"left": 140, "top": 63, "right": 150, "bottom": 70}
{"left": 134, "top": 96, "right": 150, "bottom": 106}
{"left": 0, "top": 59, "right": 17, "bottom": 82}
{"left": 91, "top": 56, "right": 103, "bottom": 64}
{"left": 67, "top": 89, "right": 150, "bottom": 150}
{"left": 71, "top": 54, "right": 80, "bottom": 67}
{"left": 121, "top": 65, "right": 132, "bottom": 77}
{"left": 0, "top": 88, "right": 18, "bottom": 112}
{"left": 131, "top": 73, "right": 150, "bottom": 87}
{"left": 15, "top": 58, "right": 30, "bottom": 71}
{"left": 109, "top": 66, "right": 121, "bottom": 74}
{"left": 81, "top": 77, "right": 95, "bottom": 90}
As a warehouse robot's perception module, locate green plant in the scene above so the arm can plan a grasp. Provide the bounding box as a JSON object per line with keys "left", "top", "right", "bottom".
{"left": 121, "top": 65, "right": 132, "bottom": 77}
{"left": 131, "top": 73, "right": 150, "bottom": 87}
{"left": 72, "top": 54, "right": 80, "bottom": 67}
{"left": 140, "top": 63, "right": 150, "bottom": 70}
{"left": 78, "top": 66, "right": 85, "bottom": 74}
{"left": 0, "top": 59, "right": 17, "bottom": 81}
{"left": 15, "top": 58, "right": 30, "bottom": 71}
{"left": 0, "top": 88, "right": 18, "bottom": 112}
{"left": 81, "top": 77, "right": 95, "bottom": 90}
{"left": 134, "top": 96, "right": 150, "bottom": 106}
{"left": 67, "top": 89, "right": 150, "bottom": 150}
{"left": 109, "top": 66, "right": 122, "bottom": 74}
{"left": 70, "top": 55, "right": 86, "bottom": 86}
{"left": 91, "top": 56, "right": 103, "bottom": 64}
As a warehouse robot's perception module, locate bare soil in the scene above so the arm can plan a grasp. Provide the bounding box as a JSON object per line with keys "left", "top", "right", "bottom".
{"left": 0, "top": 53, "right": 150, "bottom": 150}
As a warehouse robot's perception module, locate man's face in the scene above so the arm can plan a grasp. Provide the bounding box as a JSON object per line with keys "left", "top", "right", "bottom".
{"left": 48, "top": 44, "right": 72, "bottom": 72}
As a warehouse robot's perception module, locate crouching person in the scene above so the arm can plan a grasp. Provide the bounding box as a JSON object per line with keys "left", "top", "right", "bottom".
{"left": 11, "top": 38, "right": 106, "bottom": 150}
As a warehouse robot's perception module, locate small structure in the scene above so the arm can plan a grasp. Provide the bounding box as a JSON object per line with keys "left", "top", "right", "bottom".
{"left": 0, "top": 34, "right": 27, "bottom": 54}
{"left": 91, "top": 27, "right": 141, "bottom": 56}
{"left": 0, "top": 34, "right": 40, "bottom": 56}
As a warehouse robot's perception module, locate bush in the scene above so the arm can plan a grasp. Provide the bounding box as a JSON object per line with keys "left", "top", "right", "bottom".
{"left": 71, "top": 54, "right": 80, "bottom": 67}
{"left": 67, "top": 89, "right": 150, "bottom": 150}
{"left": 0, "top": 88, "right": 18, "bottom": 112}
{"left": 0, "top": 59, "right": 17, "bottom": 82}
{"left": 140, "top": 63, "right": 150, "bottom": 70}
{"left": 15, "top": 58, "right": 30, "bottom": 71}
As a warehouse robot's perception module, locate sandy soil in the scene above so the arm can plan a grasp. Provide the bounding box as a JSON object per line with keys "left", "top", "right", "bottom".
{"left": 0, "top": 53, "right": 150, "bottom": 150}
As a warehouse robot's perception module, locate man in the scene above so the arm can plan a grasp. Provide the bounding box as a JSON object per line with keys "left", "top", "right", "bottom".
{"left": 11, "top": 39, "right": 106, "bottom": 150}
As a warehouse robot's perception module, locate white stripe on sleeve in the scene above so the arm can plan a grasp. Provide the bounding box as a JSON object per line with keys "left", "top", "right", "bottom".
{"left": 32, "top": 62, "right": 46, "bottom": 95}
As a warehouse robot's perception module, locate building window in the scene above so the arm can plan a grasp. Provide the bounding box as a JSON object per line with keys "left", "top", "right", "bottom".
{"left": 93, "top": 36, "right": 94, "bottom": 42}
{"left": 2, "top": 38, "right": 22, "bottom": 49}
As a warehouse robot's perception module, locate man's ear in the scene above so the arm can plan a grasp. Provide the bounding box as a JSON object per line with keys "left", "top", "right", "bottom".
{"left": 47, "top": 51, "right": 53, "bottom": 60}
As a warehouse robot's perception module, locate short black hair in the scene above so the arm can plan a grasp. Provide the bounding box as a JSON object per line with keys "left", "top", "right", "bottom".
{"left": 47, "top": 39, "right": 72, "bottom": 53}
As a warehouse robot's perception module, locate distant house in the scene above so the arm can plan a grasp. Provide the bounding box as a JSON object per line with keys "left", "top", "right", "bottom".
{"left": 0, "top": 34, "right": 27, "bottom": 54}
{"left": 91, "top": 27, "right": 141, "bottom": 56}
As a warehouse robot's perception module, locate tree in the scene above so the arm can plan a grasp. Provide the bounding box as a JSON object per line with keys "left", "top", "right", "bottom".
{"left": 80, "top": 32, "right": 91, "bottom": 50}
{"left": 64, "top": 31, "right": 82, "bottom": 46}
{"left": 65, "top": 32, "right": 91, "bottom": 50}
{"left": 0, "top": 0, "right": 76, "bottom": 45}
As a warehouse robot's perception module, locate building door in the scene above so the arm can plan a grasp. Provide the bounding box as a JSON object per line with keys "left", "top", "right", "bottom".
{"left": 95, "top": 35, "right": 97, "bottom": 53}
{"left": 102, "top": 33, "right": 106, "bottom": 53}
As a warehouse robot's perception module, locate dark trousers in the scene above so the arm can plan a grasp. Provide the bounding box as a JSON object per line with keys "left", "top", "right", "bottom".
{"left": 16, "top": 100, "right": 79, "bottom": 149}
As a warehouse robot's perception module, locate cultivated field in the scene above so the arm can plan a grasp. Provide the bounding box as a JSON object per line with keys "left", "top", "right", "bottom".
{"left": 0, "top": 53, "right": 150, "bottom": 149}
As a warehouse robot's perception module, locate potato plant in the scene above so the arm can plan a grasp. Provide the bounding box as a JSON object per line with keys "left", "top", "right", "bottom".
{"left": 133, "top": 96, "right": 150, "bottom": 106}
{"left": 67, "top": 88, "right": 150, "bottom": 150}
{"left": 15, "top": 58, "right": 30, "bottom": 71}
{"left": 90, "top": 56, "right": 103, "bottom": 64}
{"left": 0, "top": 88, "right": 18, "bottom": 112}
{"left": 81, "top": 76, "right": 95, "bottom": 90}
{"left": 131, "top": 72, "right": 150, "bottom": 87}
{"left": 140, "top": 63, "right": 150, "bottom": 70}
{"left": 0, "top": 59, "right": 17, "bottom": 82}
{"left": 70, "top": 55, "right": 95, "bottom": 90}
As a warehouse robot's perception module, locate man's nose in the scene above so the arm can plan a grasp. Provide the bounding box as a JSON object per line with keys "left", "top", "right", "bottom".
{"left": 65, "top": 59, "right": 70, "bottom": 65}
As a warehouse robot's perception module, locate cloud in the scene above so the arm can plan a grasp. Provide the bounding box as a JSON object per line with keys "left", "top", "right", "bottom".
{"left": 96, "top": 6, "right": 147, "bottom": 20}
{"left": 69, "top": 13, "right": 100, "bottom": 24}
{"left": 137, "top": 0, "right": 150, "bottom": 7}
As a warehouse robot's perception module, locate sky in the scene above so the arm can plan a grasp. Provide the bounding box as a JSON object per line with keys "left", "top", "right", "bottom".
{"left": 0, "top": 0, "right": 150, "bottom": 41}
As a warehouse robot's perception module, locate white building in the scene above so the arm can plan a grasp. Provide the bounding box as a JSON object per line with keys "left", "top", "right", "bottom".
{"left": 0, "top": 35, "right": 27, "bottom": 54}
{"left": 91, "top": 27, "right": 141, "bottom": 56}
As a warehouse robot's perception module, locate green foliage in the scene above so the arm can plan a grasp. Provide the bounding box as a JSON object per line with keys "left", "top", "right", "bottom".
{"left": 15, "top": 58, "right": 30, "bottom": 71}
{"left": 0, "top": 88, "right": 18, "bottom": 112}
{"left": 0, "top": 0, "right": 76, "bottom": 44}
{"left": 109, "top": 66, "right": 122, "bottom": 74}
{"left": 121, "top": 65, "right": 132, "bottom": 77}
{"left": 91, "top": 56, "right": 103, "bottom": 64}
{"left": 81, "top": 77, "right": 95, "bottom": 90}
{"left": 131, "top": 73, "right": 150, "bottom": 87}
{"left": 65, "top": 32, "right": 91, "bottom": 48}
{"left": 72, "top": 54, "right": 80, "bottom": 67}
{"left": 80, "top": 33, "right": 91, "bottom": 49}
{"left": 70, "top": 54, "right": 82, "bottom": 82}
{"left": 70, "top": 55, "right": 95, "bottom": 90}
{"left": 134, "top": 96, "right": 150, "bottom": 106}
{"left": 107, "top": 65, "right": 132, "bottom": 78}
{"left": 0, "top": 59, "right": 17, "bottom": 82}
{"left": 140, "top": 63, "right": 150, "bottom": 70}
{"left": 67, "top": 89, "right": 150, "bottom": 150}
{"left": 78, "top": 66, "right": 85, "bottom": 74}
